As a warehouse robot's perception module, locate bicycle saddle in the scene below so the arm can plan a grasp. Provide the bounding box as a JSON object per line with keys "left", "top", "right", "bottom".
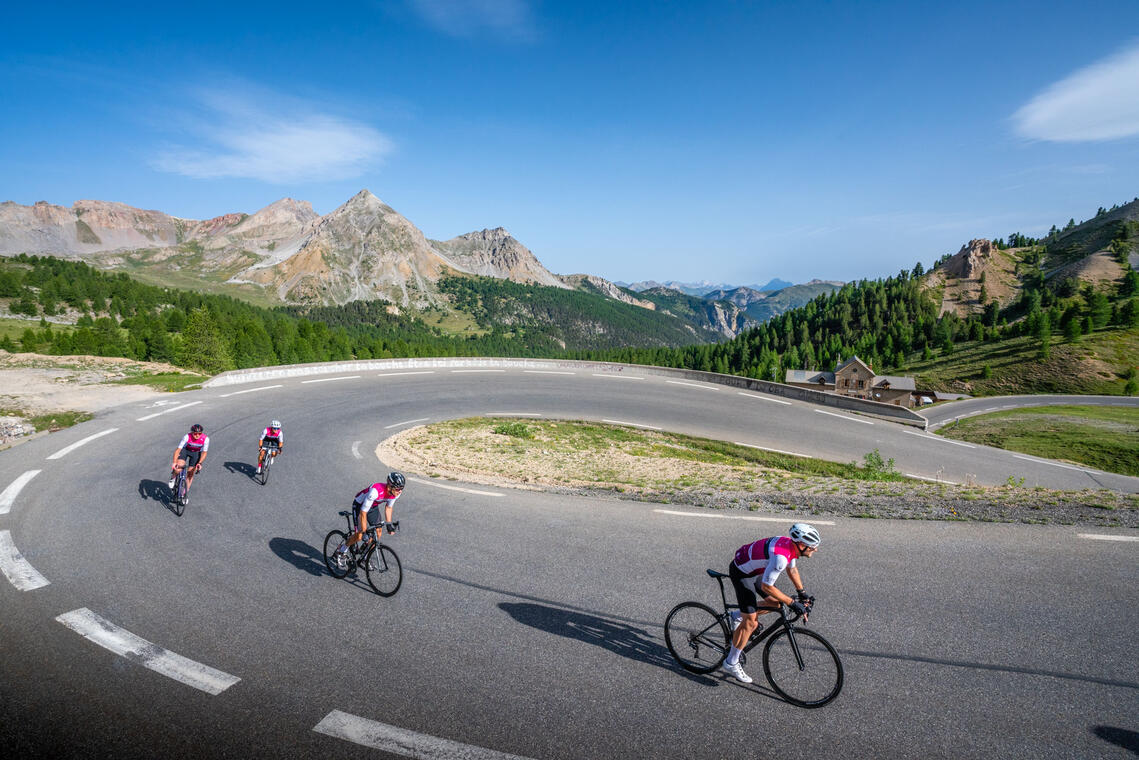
{"left": 706, "top": 568, "right": 728, "bottom": 578}
{"left": 338, "top": 510, "right": 353, "bottom": 517}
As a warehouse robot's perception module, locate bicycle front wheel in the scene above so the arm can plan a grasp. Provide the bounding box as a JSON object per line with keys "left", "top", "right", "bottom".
{"left": 323, "top": 530, "right": 351, "bottom": 579}
{"left": 664, "top": 602, "right": 729, "bottom": 674}
{"left": 762, "top": 626, "right": 844, "bottom": 707}
{"left": 364, "top": 544, "right": 402, "bottom": 597}
{"left": 260, "top": 458, "right": 271, "bottom": 485}
{"left": 173, "top": 478, "right": 187, "bottom": 516}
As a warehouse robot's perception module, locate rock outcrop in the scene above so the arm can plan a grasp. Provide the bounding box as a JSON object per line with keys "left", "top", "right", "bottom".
{"left": 433, "top": 228, "right": 567, "bottom": 289}
{"left": 559, "top": 274, "right": 656, "bottom": 309}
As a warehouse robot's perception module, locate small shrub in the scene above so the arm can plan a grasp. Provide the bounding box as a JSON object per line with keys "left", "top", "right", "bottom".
{"left": 859, "top": 449, "right": 900, "bottom": 481}
{"left": 493, "top": 421, "right": 532, "bottom": 439}
{"left": 1005, "top": 475, "right": 1025, "bottom": 488}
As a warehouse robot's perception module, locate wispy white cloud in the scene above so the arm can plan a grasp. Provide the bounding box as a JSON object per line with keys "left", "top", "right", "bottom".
{"left": 409, "top": 0, "right": 537, "bottom": 41}
{"left": 1013, "top": 41, "right": 1139, "bottom": 142}
{"left": 152, "top": 89, "right": 392, "bottom": 183}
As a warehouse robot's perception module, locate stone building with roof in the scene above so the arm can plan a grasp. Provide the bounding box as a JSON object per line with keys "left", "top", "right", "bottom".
{"left": 785, "top": 356, "right": 925, "bottom": 408}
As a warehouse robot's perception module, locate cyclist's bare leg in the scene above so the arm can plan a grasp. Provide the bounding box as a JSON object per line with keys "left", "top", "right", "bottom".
{"left": 257, "top": 447, "right": 265, "bottom": 469}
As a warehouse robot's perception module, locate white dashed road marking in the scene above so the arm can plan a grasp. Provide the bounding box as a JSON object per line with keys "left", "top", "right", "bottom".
{"left": 138, "top": 401, "right": 202, "bottom": 421}
{"left": 1012, "top": 454, "right": 1096, "bottom": 473}
{"left": 666, "top": 380, "right": 719, "bottom": 391}
{"left": 407, "top": 477, "right": 503, "bottom": 497}
{"left": 591, "top": 373, "right": 643, "bottom": 380}
{"left": 734, "top": 442, "right": 813, "bottom": 458}
{"left": 352, "top": 441, "right": 362, "bottom": 460}
{"left": 0, "top": 531, "right": 50, "bottom": 591}
{"left": 654, "top": 509, "right": 835, "bottom": 525}
{"left": 302, "top": 375, "right": 360, "bottom": 384}
{"left": 0, "top": 470, "right": 41, "bottom": 515}
{"left": 56, "top": 608, "right": 240, "bottom": 695}
{"left": 377, "top": 371, "right": 436, "bottom": 377}
{"left": 384, "top": 418, "right": 430, "bottom": 430}
{"left": 737, "top": 391, "right": 792, "bottom": 405}
{"left": 813, "top": 409, "right": 873, "bottom": 425}
{"left": 314, "top": 710, "right": 535, "bottom": 760}
{"left": 903, "top": 429, "right": 976, "bottom": 448}
{"left": 523, "top": 370, "right": 575, "bottom": 375}
{"left": 47, "top": 428, "right": 119, "bottom": 459}
{"left": 1078, "top": 534, "right": 1139, "bottom": 543}
{"left": 217, "top": 384, "right": 282, "bottom": 398}
{"left": 602, "top": 419, "right": 662, "bottom": 430}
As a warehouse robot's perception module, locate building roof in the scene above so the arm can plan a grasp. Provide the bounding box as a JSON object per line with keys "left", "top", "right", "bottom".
{"left": 785, "top": 370, "right": 835, "bottom": 385}
{"left": 835, "top": 355, "right": 873, "bottom": 374}
{"left": 872, "top": 374, "right": 916, "bottom": 391}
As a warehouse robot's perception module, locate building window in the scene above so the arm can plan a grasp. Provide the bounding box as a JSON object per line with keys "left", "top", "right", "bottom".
{"left": 857, "top": 380, "right": 864, "bottom": 389}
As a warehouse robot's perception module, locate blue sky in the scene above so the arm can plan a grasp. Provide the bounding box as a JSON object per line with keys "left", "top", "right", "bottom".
{"left": 2, "top": 1, "right": 1138, "bottom": 286}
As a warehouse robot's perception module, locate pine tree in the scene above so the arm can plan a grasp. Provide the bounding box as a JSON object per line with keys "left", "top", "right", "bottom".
{"left": 178, "top": 307, "right": 234, "bottom": 373}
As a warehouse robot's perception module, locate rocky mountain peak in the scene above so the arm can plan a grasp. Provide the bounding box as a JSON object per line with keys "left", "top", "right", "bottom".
{"left": 943, "top": 239, "right": 995, "bottom": 280}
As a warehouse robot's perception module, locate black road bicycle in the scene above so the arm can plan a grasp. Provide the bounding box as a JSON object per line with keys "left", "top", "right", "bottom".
{"left": 258, "top": 443, "right": 279, "bottom": 485}
{"left": 664, "top": 568, "right": 843, "bottom": 708}
{"left": 322, "top": 511, "right": 402, "bottom": 597}
{"left": 171, "top": 466, "right": 189, "bottom": 516}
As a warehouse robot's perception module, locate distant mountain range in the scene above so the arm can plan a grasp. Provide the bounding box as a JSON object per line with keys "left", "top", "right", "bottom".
{"left": 0, "top": 191, "right": 844, "bottom": 341}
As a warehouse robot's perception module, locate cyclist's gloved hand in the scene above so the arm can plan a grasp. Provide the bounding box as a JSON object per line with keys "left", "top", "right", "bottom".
{"left": 788, "top": 601, "right": 808, "bottom": 617}
{"left": 384, "top": 522, "right": 396, "bottom": 534}
{"left": 797, "top": 589, "right": 811, "bottom": 602}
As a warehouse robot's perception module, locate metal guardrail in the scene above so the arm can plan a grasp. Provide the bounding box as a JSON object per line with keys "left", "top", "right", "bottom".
{"left": 205, "top": 358, "right": 928, "bottom": 428}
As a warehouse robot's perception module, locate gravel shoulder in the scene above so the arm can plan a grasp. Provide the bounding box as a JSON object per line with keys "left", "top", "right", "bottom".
{"left": 378, "top": 419, "right": 1139, "bottom": 529}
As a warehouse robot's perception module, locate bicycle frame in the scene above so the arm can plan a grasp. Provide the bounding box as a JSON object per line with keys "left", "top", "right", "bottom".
{"left": 707, "top": 570, "right": 811, "bottom": 666}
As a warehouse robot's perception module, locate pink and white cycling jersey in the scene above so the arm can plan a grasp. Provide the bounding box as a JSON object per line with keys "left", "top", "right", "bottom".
{"left": 261, "top": 427, "right": 283, "bottom": 444}
{"left": 733, "top": 536, "right": 798, "bottom": 586}
{"left": 177, "top": 433, "right": 210, "bottom": 452}
{"left": 353, "top": 483, "right": 401, "bottom": 514}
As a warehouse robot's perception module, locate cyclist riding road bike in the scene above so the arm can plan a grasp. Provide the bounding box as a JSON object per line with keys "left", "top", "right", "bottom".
{"left": 169, "top": 423, "right": 209, "bottom": 496}
{"left": 257, "top": 420, "right": 284, "bottom": 474}
{"left": 722, "top": 522, "right": 821, "bottom": 683}
{"left": 332, "top": 472, "right": 405, "bottom": 569}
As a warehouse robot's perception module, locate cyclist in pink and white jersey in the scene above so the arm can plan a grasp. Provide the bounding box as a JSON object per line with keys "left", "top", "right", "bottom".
{"left": 332, "top": 472, "right": 405, "bottom": 569}
{"left": 257, "top": 420, "right": 283, "bottom": 474}
{"left": 722, "top": 522, "right": 820, "bottom": 684}
{"left": 169, "top": 423, "right": 209, "bottom": 495}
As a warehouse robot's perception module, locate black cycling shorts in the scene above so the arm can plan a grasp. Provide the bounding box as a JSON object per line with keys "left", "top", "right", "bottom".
{"left": 178, "top": 448, "right": 203, "bottom": 468}
{"left": 729, "top": 562, "right": 769, "bottom": 614}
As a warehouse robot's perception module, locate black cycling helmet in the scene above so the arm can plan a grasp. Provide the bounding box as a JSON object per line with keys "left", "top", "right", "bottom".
{"left": 387, "top": 471, "right": 406, "bottom": 489}
{"left": 190, "top": 423, "right": 204, "bottom": 433}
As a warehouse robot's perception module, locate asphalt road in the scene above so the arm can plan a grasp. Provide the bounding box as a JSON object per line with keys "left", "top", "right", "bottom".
{"left": 924, "top": 394, "right": 1139, "bottom": 430}
{"left": 1, "top": 367, "right": 1136, "bottom": 759}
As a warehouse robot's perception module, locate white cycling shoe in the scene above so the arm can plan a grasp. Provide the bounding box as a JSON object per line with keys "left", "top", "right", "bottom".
{"left": 722, "top": 661, "right": 753, "bottom": 683}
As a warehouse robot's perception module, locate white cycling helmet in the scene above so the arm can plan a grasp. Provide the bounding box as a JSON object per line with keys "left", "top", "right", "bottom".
{"left": 789, "top": 522, "right": 821, "bottom": 548}
{"left": 270, "top": 420, "right": 281, "bottom": 429}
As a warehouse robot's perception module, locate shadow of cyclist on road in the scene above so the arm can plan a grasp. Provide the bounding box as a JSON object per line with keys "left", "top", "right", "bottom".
{"left": 268, "top": 537, "right": 331, "bottom": 577}
{"left": 223, "top": 460, "right": 257, "bottom": 481}
{"left": 137, "top": 478, "right": 179, "bottom": 514}
{"left": 499, "top": 602, "right": 717, "bottom": 686}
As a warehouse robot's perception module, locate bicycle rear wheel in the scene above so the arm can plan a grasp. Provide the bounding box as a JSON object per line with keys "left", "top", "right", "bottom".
{"left": 364, "top": 544, "right": 402, "bottom": 597}
{"left": 664, "top": 602, "right": 730, "bottom": 674}
{"left": 762, "top": 626, "right": 843, "bottom": 707}
{"left": 323, "top": 530, "right": 351, "bottom": 579}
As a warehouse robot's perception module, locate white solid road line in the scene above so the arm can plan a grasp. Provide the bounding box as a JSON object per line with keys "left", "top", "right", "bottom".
{"left": 0, "top": 470, "right": 41, "bottom": 515}
{"left": 451, "top": 369, "right": 505, "bottom": 373}
{"left": 654, "top": 509, "right": 836, "bottom": 526}
{"left": 666, "top": 380, "right": 719, "bottom": 391}
{"left": 591, "top": 373, "right": 643, "bottom": 380}
{"left": 523, "top": 370, "right": 575, "bottom": 375}
{"left": 217, "top": 384, "right": 282, "bottom": 398}
{"left": 904, "top": 473, "right": 961, "bottom": 485}
{"left": 903, "top": 429, "right": 976, "bottom": 448}
{"left": 56, "top": 608, "right": 240, "bottom": 695}
{"left": 46, "top": 428, "right": 119, "bottom": 459}
{"left": 137, "top": 401, "right": 202, "bottom": 422}
{"left": 1078, "top": 534, "right": 1139, "bottom": 543}
{"left": 377, "top": 371, "right": 436, "bottom": 377}
{"left": 0, "top": 531, "right": 50, "bottom": 591}
{"left": 407, "top": 477, "right": 502, "bottom": 497}
{"left": 602, "top": 418, "right": 663, "bottom": 430}
{"left": 314, "top": 710, "right": 534, "bottom": 760}
{"left": 733, "top": 442, "right": 813, "bottom": 459}
{"left": 813, "top": 409, "right": 873, "bottom": 425}
{"left": 1012, "top": 454, "right": 1094, "bottom": 472}
{"left": 352, "top": 441, "right": 362, "bottom": 460}
{"left": 384, "top": 418, "right": 430, "bottom": 430}
{"left": 302, "top": 375, "right": 361, "bottom": 384}
{"left": 737, "top": 391, "right": 792, "bottom": 405}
